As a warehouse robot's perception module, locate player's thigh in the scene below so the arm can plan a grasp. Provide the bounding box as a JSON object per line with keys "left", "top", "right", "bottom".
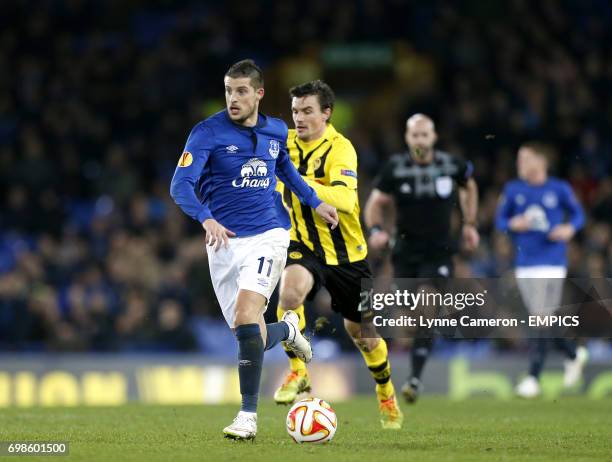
{"left": 327, "top": 260, "right": 372, "bottom": 324}
{"left": 515, "top": 266, "right": 565, "bottom": 315}
{"left": 543, "top": 267, "right": 566, "bottom": 312}
{"left": 206, "top": 243, "right": 240, "bottom": 327}
{"left": 544, "top": 277, "right": 565, "bottom": 311}
{"left": 235, "top": 228, "right": 290, "bottom": 313}
{"left": 279, "top": 263, "right": 315, "bottom": 309}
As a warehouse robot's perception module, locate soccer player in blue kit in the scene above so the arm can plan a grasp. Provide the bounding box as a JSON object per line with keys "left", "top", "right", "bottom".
{"left": 496, "top": 142, "right": 587, "bottom": 398}
{"left": 170, "top": 60, "right": 338, "bottom": 439}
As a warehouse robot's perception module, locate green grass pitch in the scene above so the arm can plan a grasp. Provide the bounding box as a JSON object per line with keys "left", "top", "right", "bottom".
{"left": 0, "top": 397, "right": 610, "bottom": 461}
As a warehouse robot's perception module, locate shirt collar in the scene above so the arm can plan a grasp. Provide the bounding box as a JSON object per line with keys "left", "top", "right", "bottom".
{"left": 224, "top": 111, "right": 268, "bottom": 130}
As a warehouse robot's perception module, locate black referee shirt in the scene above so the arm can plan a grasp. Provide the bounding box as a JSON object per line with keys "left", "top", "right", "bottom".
{"left": 373, "top": 150, "right": 473, "bottom": 259}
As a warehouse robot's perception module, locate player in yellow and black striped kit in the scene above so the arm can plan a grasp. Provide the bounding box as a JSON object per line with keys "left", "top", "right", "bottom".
{"left": 274, "top": 80, "right": 403, "bottom": 429}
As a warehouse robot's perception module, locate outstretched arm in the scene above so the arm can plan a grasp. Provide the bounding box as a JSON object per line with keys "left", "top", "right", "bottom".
{"left": 459, "top": 177, "right": 479, "bottom": 251}
{"left": 304, "top": 180, "right": 357, "bottom": 214}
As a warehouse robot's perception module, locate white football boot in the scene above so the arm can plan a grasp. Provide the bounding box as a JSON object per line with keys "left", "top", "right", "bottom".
{"left": 563, "top": 346, "right": 588, "bottom": 388}
{"left": 515, "top": 375, "right": 541, "bottom": 398}
{"left": 223, "top": 411, "right": 257, "bottom": 440}
{"left": 281, "top": 311, "right": 312, "bottom": 363}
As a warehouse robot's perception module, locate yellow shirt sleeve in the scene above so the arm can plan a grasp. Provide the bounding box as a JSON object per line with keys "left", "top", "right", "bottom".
{"left": 328, "top": 139, "right": 358, "bottom": 190}
{"left": 304, "top": 139, "right": 358, "bottom": 213}
{"left": 305, "top": 180, "right": 357, "bottom": 213}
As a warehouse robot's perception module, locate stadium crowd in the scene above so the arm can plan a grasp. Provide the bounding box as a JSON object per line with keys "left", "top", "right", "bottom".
{"left": 0, "top": 0, "right": 610, "bottom": 351}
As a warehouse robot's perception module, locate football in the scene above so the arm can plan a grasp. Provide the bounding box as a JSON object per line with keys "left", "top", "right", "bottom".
{"left": 286, "top": 398, "right": 337, "bottom": 444}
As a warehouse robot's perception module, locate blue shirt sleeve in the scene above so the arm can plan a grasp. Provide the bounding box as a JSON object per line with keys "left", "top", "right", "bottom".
{"left": 495, "top": 184, "right": 513, "bottom": 232}
{"left": 276, "top": 139, "right": 322, "bottom": 209}
{"left": 560, "top": 181, "right": 585, "bottom": 231}
{"left": 169, "top": 123, "right": 214, "bottom": 224}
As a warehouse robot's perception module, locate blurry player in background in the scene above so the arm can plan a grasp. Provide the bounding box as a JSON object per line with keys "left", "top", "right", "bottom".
{"left": 364, "top": 114, "right": 479, "bottom": 403}
{"left": 274, "top": 80, "right": 403, "bottom": 429}
{"left": 496, "top": 142, "right": 587, "bottom": 398}
{"left": 170, "top": 60, "right": 338, "bottom": 439}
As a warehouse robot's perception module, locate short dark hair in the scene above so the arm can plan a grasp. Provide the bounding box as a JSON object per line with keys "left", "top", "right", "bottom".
{"left": 520, "top": 141, "right": 551, "bottom": 163}
{"left": 225, "top": 59, "right": 264, "bottom": 89}
{"left": 289, "top": 80, "right": 335, "bottom": 115}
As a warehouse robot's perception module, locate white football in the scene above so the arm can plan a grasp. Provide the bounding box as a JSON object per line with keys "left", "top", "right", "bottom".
{"left": 286, "top": 397, "right": 337, "bottom": 444}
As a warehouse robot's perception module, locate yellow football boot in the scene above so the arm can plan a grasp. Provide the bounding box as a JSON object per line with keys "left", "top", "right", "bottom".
{"left": 273, "top": 370, "right": 311, "bottom": 405}
{"left": 379, "top": 394, "right": 404, "bottom": 430}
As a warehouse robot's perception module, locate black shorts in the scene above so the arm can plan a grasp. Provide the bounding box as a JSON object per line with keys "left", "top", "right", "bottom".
{"left": 286, "top": 241, "right": 371, "bottom": 323}
{"left": 391, "top": 253, "right": 454, "bottom": 278}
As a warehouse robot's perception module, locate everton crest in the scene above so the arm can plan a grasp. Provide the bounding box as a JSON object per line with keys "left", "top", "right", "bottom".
{"left": 269, "top": 139, "right": 280, "bottom": 159}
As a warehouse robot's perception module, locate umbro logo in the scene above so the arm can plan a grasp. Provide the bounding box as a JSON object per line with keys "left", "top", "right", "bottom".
{"left": 226, "top": 145, "right": 239, "bottom": 153}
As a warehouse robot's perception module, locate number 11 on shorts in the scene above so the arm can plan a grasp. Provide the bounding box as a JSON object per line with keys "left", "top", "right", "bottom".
{"left": 257, "top": 256, "right": 273, "bottom": 277}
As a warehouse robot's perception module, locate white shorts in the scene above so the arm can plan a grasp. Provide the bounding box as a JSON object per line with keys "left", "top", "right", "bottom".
{"left": 206, "top": 227, "right": 290, "bottom": 328}
{"left": 515, "top": 266, "right": 567, "bottom": 316}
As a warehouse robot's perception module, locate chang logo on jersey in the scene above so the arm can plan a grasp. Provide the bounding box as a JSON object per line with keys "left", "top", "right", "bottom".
{"left": 232, "top": 158, "right": 270, "bottom": 188}
{"left": 524, "top": 204, "right": 550, "bottom": 231}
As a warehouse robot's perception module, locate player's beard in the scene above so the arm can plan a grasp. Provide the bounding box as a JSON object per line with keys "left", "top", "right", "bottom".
{"left": 234, "top": 104, "right": 257, "bottom": 125}
{"left": 412, "top": 146, "right": 432, "bottom": 160}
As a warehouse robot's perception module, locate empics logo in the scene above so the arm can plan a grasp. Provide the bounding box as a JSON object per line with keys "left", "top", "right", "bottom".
{"left": 232, "top": 158, "right": 270, "bottom": 188}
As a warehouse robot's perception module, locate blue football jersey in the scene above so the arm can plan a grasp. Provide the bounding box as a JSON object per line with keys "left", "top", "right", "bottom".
{"left": 495, "top": 177, "right": 584, "bottom": 267}
{"left": 170, "top": 110, "right": 321, "bottom": 237}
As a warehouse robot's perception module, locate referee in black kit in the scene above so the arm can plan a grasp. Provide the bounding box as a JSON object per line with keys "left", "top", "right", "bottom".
{"left": 364, "top": 113, "right": 479, "bottom": 403}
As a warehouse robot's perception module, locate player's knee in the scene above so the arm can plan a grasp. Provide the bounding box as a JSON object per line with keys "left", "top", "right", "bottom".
{"left": 234, "top": 306, "right": 253, "bottom": 326}
{"left": 234, "top": 300, "right": 263, "bottom": 326}
{"left": 279, "top": 288, "right": 306, "bottom": 310}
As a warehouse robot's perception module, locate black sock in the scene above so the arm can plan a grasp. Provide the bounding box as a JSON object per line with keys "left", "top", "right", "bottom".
{"left": 528, "top": 337, "right": 549, "bottom": 378}
{"left": 264, "top": 321, "right": 290, "bottom": 351}
{"left": 235, "top": 323, "right": 264, "bottom": 413}
{"left": 411, "top": 337, "right": 434, "bottom": 381}
{"left": 553, "top": 338, "right": 576, "bottom": 360}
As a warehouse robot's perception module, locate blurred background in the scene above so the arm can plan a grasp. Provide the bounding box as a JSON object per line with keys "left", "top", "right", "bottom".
{"left": 0, "top": 0, "right": 610, "bottom": 404}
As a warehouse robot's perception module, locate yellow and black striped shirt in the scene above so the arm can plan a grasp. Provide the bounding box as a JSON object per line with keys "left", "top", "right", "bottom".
{"left": 278, "top": 124, "right": 367, "bottom": 265}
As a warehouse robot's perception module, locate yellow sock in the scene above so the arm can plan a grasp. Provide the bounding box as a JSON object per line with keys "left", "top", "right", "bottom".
{"left": 288, "top": 356, "right": 307, "bottom": 375}
{"left": 277, "top": 304, "right": 307, "bottom": 374}
{"left": 359, "top": 338, "right": 395, "bottom": 400}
